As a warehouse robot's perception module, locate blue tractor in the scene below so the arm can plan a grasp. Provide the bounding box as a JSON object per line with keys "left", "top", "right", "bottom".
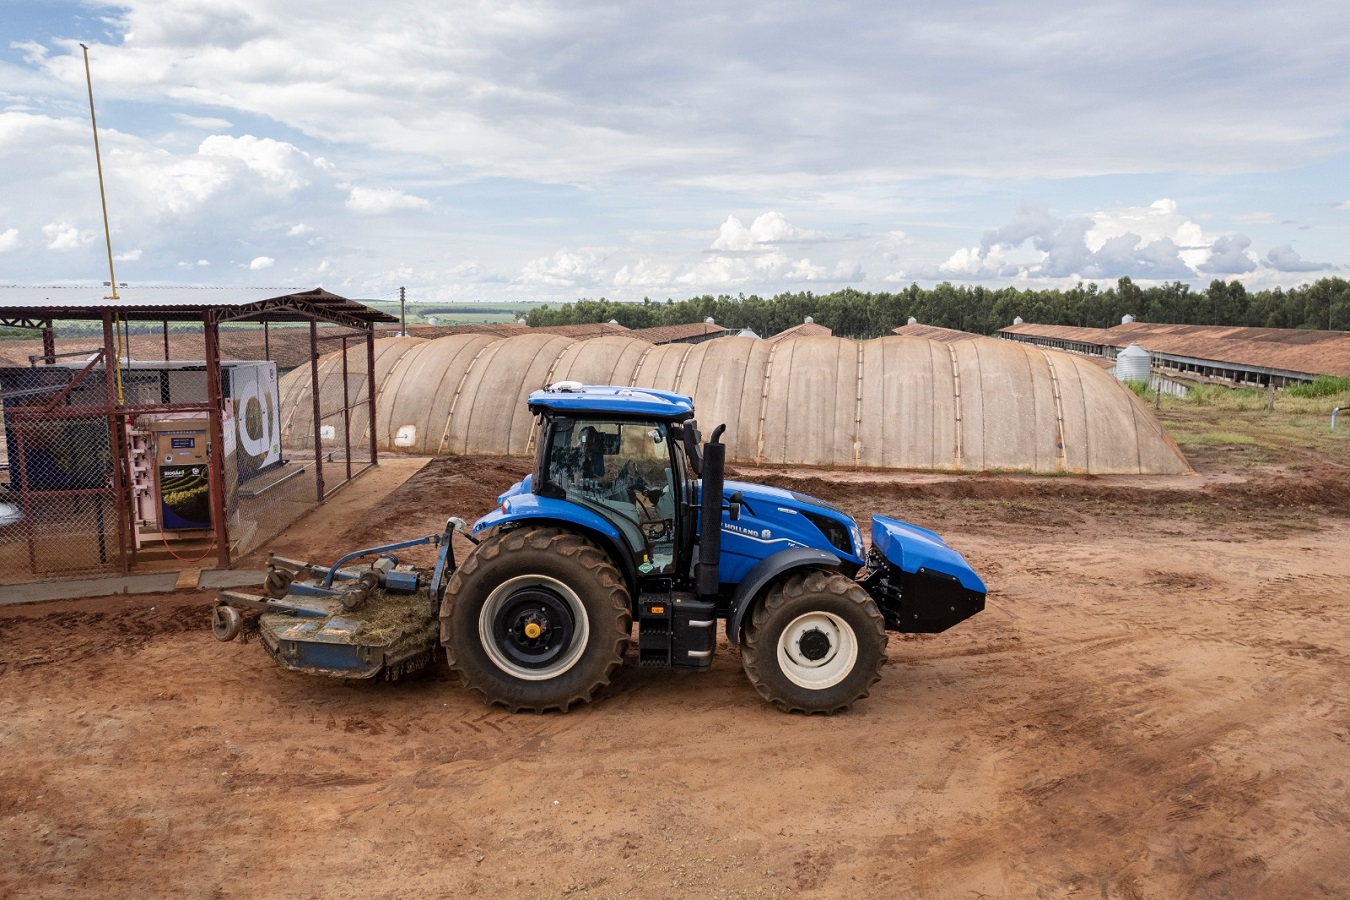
{"left": 212, "top": 383, "right": 986, "bottom": 714}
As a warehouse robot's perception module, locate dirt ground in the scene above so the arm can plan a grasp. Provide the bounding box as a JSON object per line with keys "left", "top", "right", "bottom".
{"left": 4, "top": 427, "right": 1350, "bottom": 898}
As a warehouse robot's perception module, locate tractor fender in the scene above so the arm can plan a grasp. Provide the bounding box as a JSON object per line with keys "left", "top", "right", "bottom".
{"left": 724, "top": 547, "right": 842, "bottom": 646}
{"left": 471, "top": 497, "right": 638, "bottom": 589}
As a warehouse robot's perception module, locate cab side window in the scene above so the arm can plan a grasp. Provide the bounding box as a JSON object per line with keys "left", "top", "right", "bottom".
{"left": 546, "top": 420, "right": 675, "bottom": 573}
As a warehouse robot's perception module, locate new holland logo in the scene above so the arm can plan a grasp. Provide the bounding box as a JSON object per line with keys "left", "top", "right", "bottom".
{"left": 724, "top": 522, "right": 772, "bottom": 540}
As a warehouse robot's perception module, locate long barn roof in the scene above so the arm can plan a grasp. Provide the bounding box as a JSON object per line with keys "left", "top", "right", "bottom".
{"left": 0, "top": 286, "right": 397, "bottom": 328}
{"left": 999, "top": 321, "right": 1350, "bottom": 379}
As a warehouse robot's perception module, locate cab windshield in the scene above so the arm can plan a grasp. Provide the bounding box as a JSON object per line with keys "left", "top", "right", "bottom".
{"left": 545, "top": 420, "right": 677, "bottom": 574}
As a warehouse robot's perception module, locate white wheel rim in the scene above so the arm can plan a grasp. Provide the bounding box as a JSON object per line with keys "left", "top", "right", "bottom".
{"left": 479, "top": 574, "right": 590, "bottom": 681}
{"left": 776, "top": 612, "right": 858, "bottom": 690}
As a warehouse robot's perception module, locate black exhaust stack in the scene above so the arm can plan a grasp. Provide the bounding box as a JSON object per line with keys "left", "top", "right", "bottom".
{"left": 697, "top": 424, "right": 726, "bottom": 599}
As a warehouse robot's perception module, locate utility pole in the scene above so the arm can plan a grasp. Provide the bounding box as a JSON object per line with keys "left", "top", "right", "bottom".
{"left": 400, "top": 285, "right": 407, "bottom": 336}
{"left": 81, "top": 43, "right": 118, "bottom": 300}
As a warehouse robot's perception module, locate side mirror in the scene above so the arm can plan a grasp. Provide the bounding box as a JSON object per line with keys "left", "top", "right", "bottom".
{"left": 727, "top": 490, "right": 742, "bottom": 522}
{"left": 682, "top": 418, "right": 702, "bottom": 477}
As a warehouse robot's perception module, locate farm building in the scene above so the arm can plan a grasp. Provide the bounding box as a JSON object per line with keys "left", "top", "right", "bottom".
{"left": 999, "top": 321, "right": 1350, "bottom": 386}
{"left": 277, "top": 331, "right": 1190, "bottom": 476}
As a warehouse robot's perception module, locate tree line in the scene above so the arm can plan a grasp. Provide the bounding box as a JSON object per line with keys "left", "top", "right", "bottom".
{"left": 525, "top": 277, "right": 1350, "bottom": 340}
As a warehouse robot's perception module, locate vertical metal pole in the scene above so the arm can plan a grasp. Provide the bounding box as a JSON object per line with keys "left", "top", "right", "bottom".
{"left": 310, "top": 319, "right": 325, "bottom": 501}
{"left": 263, "top": 320, "right": 271, "bottom": 361}
{"left": 80, "top": 44, "right": 119, "bottom": 301}
{"left": 341, "top": 334, "right": 352, "bottom": 481}
{"left": 162, "top": 319, "right": 170, "bottom": 360}
{"left": 101, "top": 313, "right": 130, "bottom": 573}
{"left": 41, "top": 320, "right": 56, "bottom": 365}
{"left": 203, "top": 312, "right": 231, "bottom": 568}
{"left": 367, "top": 327, "right": 378, "bottom": 467}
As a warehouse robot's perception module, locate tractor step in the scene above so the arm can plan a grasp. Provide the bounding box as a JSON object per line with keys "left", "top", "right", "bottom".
{"left": 637, "top": 592, "right": 715, "bottom": 670}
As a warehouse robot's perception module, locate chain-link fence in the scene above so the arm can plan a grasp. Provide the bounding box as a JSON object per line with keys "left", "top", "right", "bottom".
{"left": 1, "top": 410, "right": 119, "bottom": 577}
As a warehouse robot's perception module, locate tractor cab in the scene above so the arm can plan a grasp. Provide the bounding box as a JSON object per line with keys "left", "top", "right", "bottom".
{"left": 537, "top": 417, "right": 685, "bottom": 574}
{"left": 521, "top": 383, "right": 706, "bottom": 589}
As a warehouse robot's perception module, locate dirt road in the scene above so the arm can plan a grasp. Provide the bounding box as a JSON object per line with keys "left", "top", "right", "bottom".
{"left": 3, "top": 457, "right": 1349, "bottom": 898}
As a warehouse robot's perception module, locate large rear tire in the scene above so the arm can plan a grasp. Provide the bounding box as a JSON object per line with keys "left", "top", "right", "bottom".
{"left": 441, "top": 527, "right": 631, "bottom": 712}
{"left": 741, "top": 570, "right": 886, "bottom": 714}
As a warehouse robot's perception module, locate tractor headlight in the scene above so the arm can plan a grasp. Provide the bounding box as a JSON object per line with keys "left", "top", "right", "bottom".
{"left": 803, "top": 511, "right": 854, "bottom": 558}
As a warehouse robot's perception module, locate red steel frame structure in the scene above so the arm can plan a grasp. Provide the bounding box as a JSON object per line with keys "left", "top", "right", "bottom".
{"left": 0, "top": 288, "right": 395, "bottom": 574}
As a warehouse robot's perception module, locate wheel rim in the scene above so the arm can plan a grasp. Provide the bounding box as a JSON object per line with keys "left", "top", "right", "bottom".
{"left": 479, "top": 574, "right": 590, "bottom": 681}
{"left": 776, "top": 612, "right": 858, "bottom": 690}
{"left": 212, "top": 605, "right": 242, "bottom": 642}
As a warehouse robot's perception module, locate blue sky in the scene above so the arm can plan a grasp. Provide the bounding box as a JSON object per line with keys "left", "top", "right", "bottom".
{"left": 1, "top": 0, "right": 1347, "bottom": 305}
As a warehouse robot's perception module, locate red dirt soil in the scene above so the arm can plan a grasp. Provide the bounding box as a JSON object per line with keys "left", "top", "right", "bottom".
{"left": 3, "top": 455, "right": 1350, "bottom": 898}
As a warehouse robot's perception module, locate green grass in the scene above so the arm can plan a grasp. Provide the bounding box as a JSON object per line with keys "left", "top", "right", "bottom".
{"left": 1155, "top": 384, "right": 1350, "bottom": 472}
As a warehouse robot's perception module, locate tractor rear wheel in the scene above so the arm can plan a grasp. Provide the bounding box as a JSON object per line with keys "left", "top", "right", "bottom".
{"left": 741, "top": 570, "right": 886, "bottom": 714}
{"left": 441, "top": 527, "right": 631, "bottom": 712}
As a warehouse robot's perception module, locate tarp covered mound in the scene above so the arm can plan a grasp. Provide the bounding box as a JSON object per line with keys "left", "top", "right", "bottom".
{"left": 278, "top": 333, "right": 1190, "bottom": 475}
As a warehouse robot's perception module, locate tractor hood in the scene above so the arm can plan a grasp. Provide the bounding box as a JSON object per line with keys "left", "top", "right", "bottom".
{"left": 721, "top": 479, "right": 864, "bottom": 566}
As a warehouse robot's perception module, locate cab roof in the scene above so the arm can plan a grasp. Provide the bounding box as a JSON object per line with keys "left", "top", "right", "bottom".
{"left": 527, "top": 383, "right": 695, "bottom": 420}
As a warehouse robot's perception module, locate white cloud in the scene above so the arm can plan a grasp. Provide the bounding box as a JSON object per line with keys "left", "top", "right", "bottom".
{"left": 248, "top": 255, "right": 274, "bottom": 270}
{"left": 199, "top": 134, "right": 311, "bottom": 193}
{"left": 1197, "top": 235, "right": 1258, "bottom": 275}
{"left": 113, "top": 248, "right": 142, "bottom": 262}
{"left": 287, "top": 223, "right": 312, "bottom": 237}
{"left": 1266, "top": 245, "right": 1333, "bottom": 273}
{"left": 345, "top": 186, "right": 432, "bottom": 214}
{"left": 711, "top": 212, "right": 821, "bottom": 251}
{"left": 518, "top": 250, "right": 604, "bottom": 288}
{"left": 612, "top": 258, "right": 675, "bottom": 289}
{"left": 0, "top": 228, "right": 19, "bottom": 252}
{"left": 43, "top": 221, "right": 93, "bottom": 250}
{"left": 960, "top": 200, "right": 1258, "bottom": 283}
{"left": 172, "top": 113, "right": 233, "bottom": 129}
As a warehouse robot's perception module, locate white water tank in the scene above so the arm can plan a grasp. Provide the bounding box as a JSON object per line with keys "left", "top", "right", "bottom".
{"left": 1122, "top": 314, "right": 1135, "bottom": 324}
{"left": 1013, "top": 316, "right": 1024, "bottom": 325}
{"left": 1115, "top": 343, "right": 1151, "bottom": 383}
{"left": 907, "top": 316, "right": 918, "bottom": 325}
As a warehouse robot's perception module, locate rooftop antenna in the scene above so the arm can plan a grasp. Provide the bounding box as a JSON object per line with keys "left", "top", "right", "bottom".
{"left": 80, "top": 43, "right": 119, "bottom": 301}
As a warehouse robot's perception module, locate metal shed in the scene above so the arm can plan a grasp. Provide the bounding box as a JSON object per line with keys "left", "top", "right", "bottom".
{"left": 0, "top": 286, "right": 396, "bottom": 581}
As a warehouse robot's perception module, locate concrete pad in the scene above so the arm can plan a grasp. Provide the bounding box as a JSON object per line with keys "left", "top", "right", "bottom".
{"left": 1, "top": 573, "right": 179, "bottom": 606}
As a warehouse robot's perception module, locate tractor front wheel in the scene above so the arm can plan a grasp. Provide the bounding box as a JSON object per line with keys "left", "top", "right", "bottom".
{"left": 741, "top": 570, "right": 886, "bottom": 714}
{"left": 441, "top": 528, "right": 631, "bottom": 712}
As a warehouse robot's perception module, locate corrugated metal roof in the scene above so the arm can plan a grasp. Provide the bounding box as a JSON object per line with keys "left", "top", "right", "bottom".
{"left": 892, "top": 323, "right": 988, "bottom": 343}
{"left": 627, "top": 322, "right": 728, "bottom": 344}
{"left": 766, "top": 321, "right": 832, "bottom": 343}
{"left": 999, "top": 321, "right": 1350, "bottom": 378}
{"left": 0, "top": 285, "right": 397, "bottom": 326}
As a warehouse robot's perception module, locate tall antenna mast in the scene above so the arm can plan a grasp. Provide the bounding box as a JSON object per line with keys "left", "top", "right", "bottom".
{"left": 80, "top": 43, "right": 119, "bottom": 300}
